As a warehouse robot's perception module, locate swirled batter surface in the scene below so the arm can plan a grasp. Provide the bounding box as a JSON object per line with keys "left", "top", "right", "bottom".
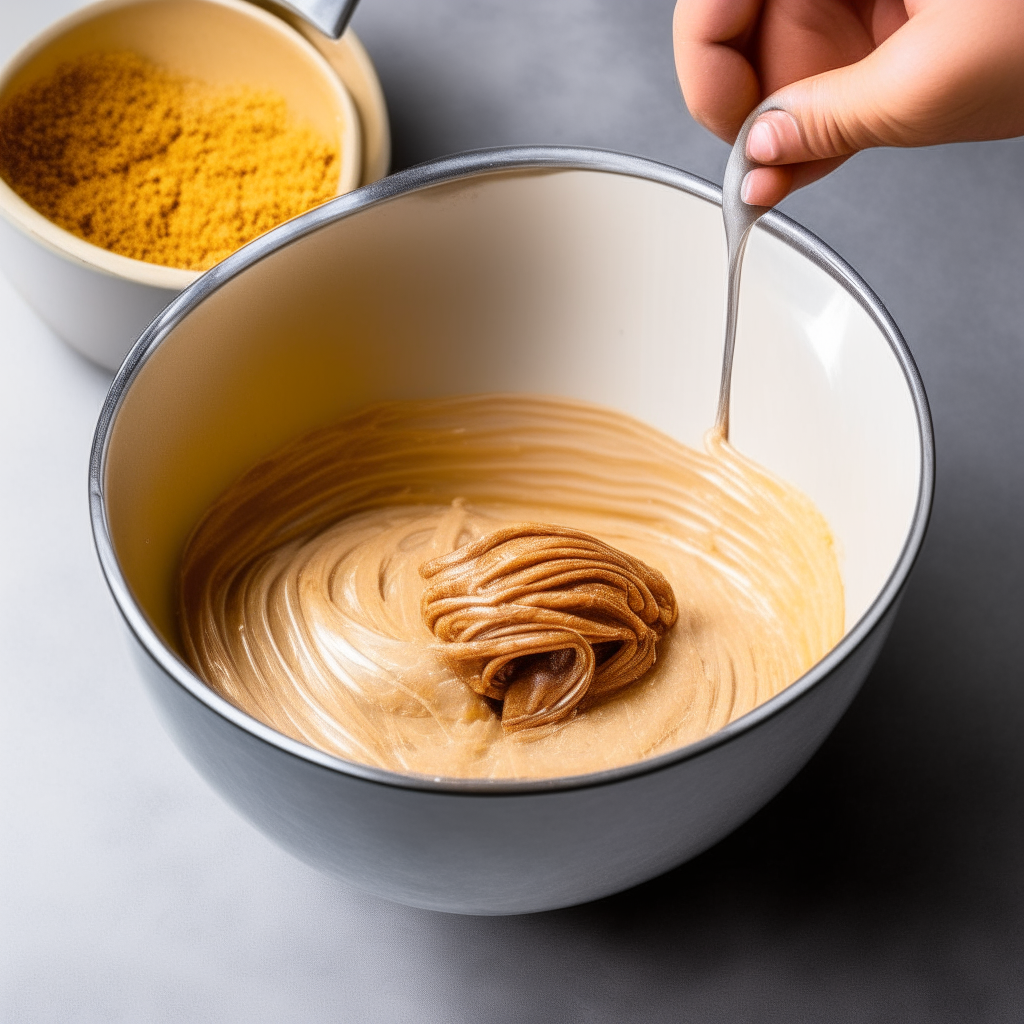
{"left": 179, "top": 395, "right": 844, "bottom": 779}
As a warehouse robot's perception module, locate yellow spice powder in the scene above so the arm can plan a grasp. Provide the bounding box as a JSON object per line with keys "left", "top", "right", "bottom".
{"left": 0, "top": 51, "right": 340, "bottom": 270}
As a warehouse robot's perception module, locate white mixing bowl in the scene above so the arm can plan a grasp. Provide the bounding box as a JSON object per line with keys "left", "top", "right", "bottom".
{"left": 90, "top": 147, "right": 933, "bottom": 914}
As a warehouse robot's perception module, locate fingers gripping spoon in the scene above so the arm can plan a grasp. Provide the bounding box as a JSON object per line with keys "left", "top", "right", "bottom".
{"left": 716, "top": 99, "right": 786, "bottom": 439}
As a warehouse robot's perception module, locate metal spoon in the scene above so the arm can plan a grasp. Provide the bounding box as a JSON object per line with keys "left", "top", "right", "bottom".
{"left": 715, "top": 98, "right": 786, "bottom": 439}
{"left": 267, "top": 0, "right": 360, "bottom": 37}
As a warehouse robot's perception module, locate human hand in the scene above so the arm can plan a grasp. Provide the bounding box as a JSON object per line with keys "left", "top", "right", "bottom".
{"left": 673, "top": 0, "right": 1024, "bottom": 206}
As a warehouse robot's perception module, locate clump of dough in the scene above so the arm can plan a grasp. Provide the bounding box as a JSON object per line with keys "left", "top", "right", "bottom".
{"left": 420, "top": 522, "right": 678, "bottom": 732}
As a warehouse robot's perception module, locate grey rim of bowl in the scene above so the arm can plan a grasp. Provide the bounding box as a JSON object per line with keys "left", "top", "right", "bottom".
{"left": 89, "top": 145, "right": 936, "bottom": 796}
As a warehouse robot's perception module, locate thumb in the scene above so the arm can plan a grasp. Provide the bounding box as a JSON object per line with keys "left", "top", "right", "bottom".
{"left": 739, "top": 56, "right": 903, "bottom": 206}
{"left": 746, "top": 62, "right": 895, "bottom": 168}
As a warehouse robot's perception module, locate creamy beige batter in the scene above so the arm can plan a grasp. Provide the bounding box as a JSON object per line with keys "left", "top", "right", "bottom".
{"left": 178, "top": 394, "right": 844, "bottom": 779}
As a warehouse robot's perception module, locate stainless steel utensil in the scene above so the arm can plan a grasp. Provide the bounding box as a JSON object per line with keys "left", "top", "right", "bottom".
{"left": 716, "top": 99, "right": 785, "bottom": 438}
{"left": 268, "top": 0, "right": 359, "bottom": 37}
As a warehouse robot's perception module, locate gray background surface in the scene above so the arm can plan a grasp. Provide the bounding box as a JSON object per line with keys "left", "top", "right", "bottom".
{"left": 2, "top": 1, "right": 1022, "bottom": 1020}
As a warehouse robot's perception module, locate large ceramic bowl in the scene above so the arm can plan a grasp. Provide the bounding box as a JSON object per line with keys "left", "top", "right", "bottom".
{"left": 89, "top": 147, "right": 933, "bottom": 915}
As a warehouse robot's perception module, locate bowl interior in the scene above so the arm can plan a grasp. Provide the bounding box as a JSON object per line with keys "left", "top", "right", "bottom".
{"left": 0, "top": 0, "right": 360, "bottom": 286}
{"left": 103, "top": 166, "right": 923, "bottom": 675}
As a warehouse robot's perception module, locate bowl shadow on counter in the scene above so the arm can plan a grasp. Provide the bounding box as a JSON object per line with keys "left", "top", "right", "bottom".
{"left": 399, "top": 477, "right": 1024, "bottom": 1017}
{"left": 595, "top": 529, "right": 1018, "bottom": 919}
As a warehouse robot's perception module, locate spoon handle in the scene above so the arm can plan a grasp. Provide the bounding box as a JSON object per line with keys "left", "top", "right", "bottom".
{"left": 715, "top": 98, "right": 788, "bottom": 439}
{"left": 267, "top": 0, "right": 360, "bottom": 38}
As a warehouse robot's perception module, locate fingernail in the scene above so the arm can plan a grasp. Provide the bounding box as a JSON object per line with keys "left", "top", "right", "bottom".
{"left": 740, "top": 170, "right": 756, "bottom": 205}
{"left": 747, "top": 118, "right": 779, "bottom": 163}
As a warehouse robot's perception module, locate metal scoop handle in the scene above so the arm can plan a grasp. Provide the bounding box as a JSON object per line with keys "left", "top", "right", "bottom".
{"left": 268, "top": 0, "right": 359, "bottom": 37}
{"left": 716, "top": 98, "right": 787, "bottom": 439}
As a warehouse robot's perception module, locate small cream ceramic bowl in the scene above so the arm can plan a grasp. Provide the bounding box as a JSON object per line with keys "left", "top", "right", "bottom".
{"left": 0, "top": 0, "right": 388, "bottom": 371}
{"left": 91, "top": 148, "right": 933, "bottom": 914}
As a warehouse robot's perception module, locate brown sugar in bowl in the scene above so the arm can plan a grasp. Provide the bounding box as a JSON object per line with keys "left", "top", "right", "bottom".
{"left": 0, "top": 0, "right": 386, "bottom": 370}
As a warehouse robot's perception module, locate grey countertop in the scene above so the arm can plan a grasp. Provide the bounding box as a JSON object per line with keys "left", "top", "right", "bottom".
{"left": 3, "top": 2, "right": 1022, "bottom": 1020}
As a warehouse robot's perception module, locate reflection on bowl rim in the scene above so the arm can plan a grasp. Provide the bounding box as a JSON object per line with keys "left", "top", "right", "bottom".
{"left": 89, "top": 145, "right": 935, "bottom": 796}
{"left": 0, "top": 0, "right": 362, "bottom": 289}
